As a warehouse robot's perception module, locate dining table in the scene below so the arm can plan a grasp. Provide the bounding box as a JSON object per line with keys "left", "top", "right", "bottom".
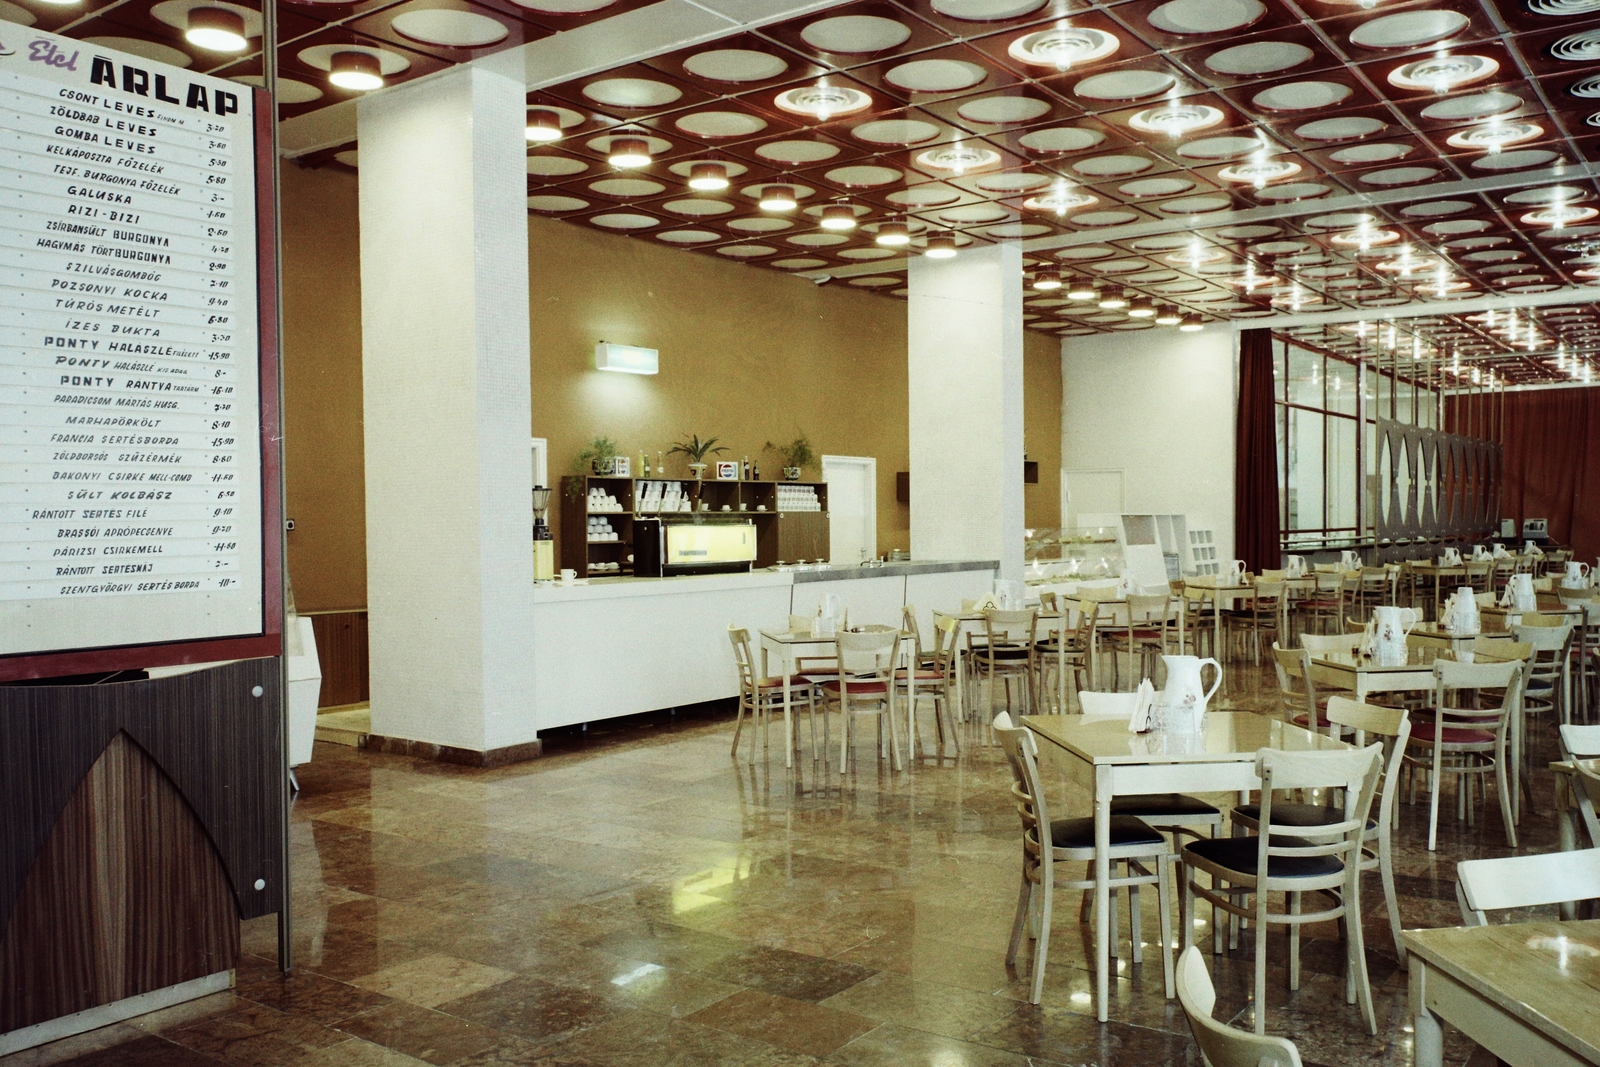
{"left": 1021, "top": 710, "right": 1347, "bottom": 1023}
{"left": 1306, "top": 646, "right": 1446, "bottom": 708}
{"left": 1409, "top": 562, "right": 1470, "bottom": 621}
{"left": 1407, "top": 919, "right": 1600, "bottom": 1067}
{"left": 1411, "top": 622, "right": 1513, "bottom": 658}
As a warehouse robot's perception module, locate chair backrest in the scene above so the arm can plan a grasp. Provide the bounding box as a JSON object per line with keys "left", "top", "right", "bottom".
{"left": 1176, "top": 947, "right": 1303, "bottom": 1067}
{"left": 1260, "top": 568, "right": 1287, "bottom": 581}
{"left": 1407, "top": 631, "right": 1452, "bottom": 652}
{"left": 1472, "top": 637, "right": 1530, "bottom": 662}
{"left": 901, "top": 603, "right": 922, "bottom": 648}
{"left": 1078, "top": 690, "right": 1140, "bottom": 717}
{"left": 992, "top": 712, "right": 1052, "bottom": 885}
{"left": 1126, "top": 593, "right": 1171, "bottom": 625}
{"left": 789, "top": 614, "right": 812, "bottom": 634}
{"left": 1326, "top": 696, "right": 1411, "bottom": 843}
{"left": 1514, "top": 624, "right": 1574, "bottom": 675}
{"left": 1455, "top": 849, "right": 1600, "bottom": 926}
{"left": 984, "top": 608, "right": 1037, "bottom": 650}
{"left": 1300, "top": 632, "right": 1363, "bottom": 655}
{"left": 835, "top": 629, "right": 898, "bottom": 681}
{"left": 931, "top": 613, "right": 961, "bottom": 683}
{"left": 1074, "top": 600, "right": 1100, "bottom": 644}
{"left": 1038, "top": 590, "right": 1058, "bottom": 612}
{"left": 1560, "top": 724, "right": 1600, "bottom": 759}
{"left": 1520, "top": 611, "right": 1568, "bottom": 628}
{"left": 1433, "top": 660, "right": 1523, "bottom": 731}
{"left": 727, "top": 626, "right": 758, "bottom": 693}
{"left": 1475, "top": 591, "right": 1497, "bottom": 608}
{"left": 1255, "top": 745, "right": 1384, "bottom": 869}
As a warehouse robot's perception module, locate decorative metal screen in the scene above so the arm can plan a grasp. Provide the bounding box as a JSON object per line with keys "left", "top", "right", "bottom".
{"left": 1374, "top": 419, "right": 1499, "bottom": 543}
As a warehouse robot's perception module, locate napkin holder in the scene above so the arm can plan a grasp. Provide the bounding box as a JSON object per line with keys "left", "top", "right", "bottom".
{"left": 1127, "top": 679, "right": 1156, "bottom": 733}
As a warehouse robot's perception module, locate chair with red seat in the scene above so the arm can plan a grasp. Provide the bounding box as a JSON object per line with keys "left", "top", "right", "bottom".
{"left": 728, "top": 626, "right": 823, "bottom": 762}
{"left": 1404, "top": 658, "right": 1524, "bottom": 852}
{"left": 1104, "top": 593, "right": 1172, "bottom": 690}
{"left": 826, "top": 627, "right": 904, "bottom": 770}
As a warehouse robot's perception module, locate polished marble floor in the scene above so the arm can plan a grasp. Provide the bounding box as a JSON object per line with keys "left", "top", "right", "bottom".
{"left": 7, "top": 667, "right": 1570, "bottom": 1067}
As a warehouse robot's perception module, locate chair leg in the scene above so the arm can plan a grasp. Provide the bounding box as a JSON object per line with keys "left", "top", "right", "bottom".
{"left": 1006, "top": 873, "right": 1031, "bottom": 966}
{"left": 1253, "top": 886, "right": 1270, "bottom": 1035}
{"left": 887, "top": 699, "right": 903, "bottom": 772}
{"left": 1380, "top": 836, "right": 1405, "bottom": 966}
{"left": 731, "top": 696, "right": 747, "bottom": 757}
{"left": 1496, "top": 743, "right": 1518, "bottom": 849}
{"left": 1428, "top": 743, "right": 1444, "bottom": 851}
{"left": 1157, "top": 853, "right": 1175, "bottom": 999}
{"left": 1347, "top": 869, "right": 1378, "bottom": 1036}
{"left": 1129, "top": 881, "right": 1143, "bottom": 964}
{"left": 1030, "top": 878, "right": 1053, "bottom": 1004}
{"left": 1288, "top": 891, "right": 1302, "bottom": 990}
{"left": 1181, "top": 867, "right": 1195, "bottom": 952}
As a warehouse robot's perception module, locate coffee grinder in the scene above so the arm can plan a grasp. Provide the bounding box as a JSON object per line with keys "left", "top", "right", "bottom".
{"left": 531, "top": 486, "right": 554, "bottom": 581}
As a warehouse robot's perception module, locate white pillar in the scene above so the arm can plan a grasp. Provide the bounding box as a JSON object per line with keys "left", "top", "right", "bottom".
{"left": 907, "top": 243, "right": 1025, "bottom": 581}
{"left": 357, "top": 67, "right": 535, "bottom": 756}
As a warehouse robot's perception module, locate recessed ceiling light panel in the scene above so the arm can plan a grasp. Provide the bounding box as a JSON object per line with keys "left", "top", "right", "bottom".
{"left": 1388, "top": 54, "right": 1498, "bottom": 93}
{"left": 1128, "top": 103, "right": 1223, "bottom": 136}
{"left": 772, "top": 83, "right": 872, "bottom": 120}
{"left": 1007, "top": 25, "right": 1119, "bottom": 70}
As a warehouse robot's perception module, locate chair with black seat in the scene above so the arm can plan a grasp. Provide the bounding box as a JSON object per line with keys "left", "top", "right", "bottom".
{"left": 1182, "top": 743, "right": 1384, "bottom": 1036}
{"left": 1404, "top": 658, "right": 1524, "bottom": 852}
{"left": 1177, "top": 947, "right": 1303, "bottom": 1067}
{"left": 1034, "top": 600, "right": 1095, "bottom": 712}
{"left": 993, "top": 712, "right": 1174, "bottom": 1008}
{"left": 971, "top": 608, "right": 1038, "bottom": 722}
{"left": 1231, "top": 696, "right": 1412, "bottom": 962}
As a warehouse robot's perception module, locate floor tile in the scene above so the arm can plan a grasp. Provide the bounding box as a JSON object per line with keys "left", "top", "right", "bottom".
{"left": 348, "top": 955, "right": 518, "bottom": 1009}
{"left": 699, "top": 946, "right": 877, "bottom": 1003}
{"left": 335, "top": 1001, "right": 507, "bottom": 1065}
{"left": 685, "top": 988, "right": 877, "bottom": 1057}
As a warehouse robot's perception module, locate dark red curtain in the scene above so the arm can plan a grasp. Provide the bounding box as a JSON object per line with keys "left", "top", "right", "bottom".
{"left": 1491, "top": 388, "right": 1600, "bottom": 561}
{"left": 1235, "top": 328, "right": 1280, "bottom": 572}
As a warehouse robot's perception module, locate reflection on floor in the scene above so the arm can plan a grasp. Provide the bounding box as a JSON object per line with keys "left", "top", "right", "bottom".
{"left": 5, "top": 667, "right": 1566, "bottom": 1067}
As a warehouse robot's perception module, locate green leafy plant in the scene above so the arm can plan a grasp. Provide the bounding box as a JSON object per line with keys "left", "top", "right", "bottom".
{"left": 574, "top": 436, "right": 619, "bottom": 474}
{"left": 764, "top": 434, "right": 814, "bottom": 472}
{"left": 667, "top": 434, "right": 728, "bottom": 465}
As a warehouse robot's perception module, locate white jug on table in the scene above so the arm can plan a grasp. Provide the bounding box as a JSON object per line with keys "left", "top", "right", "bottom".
{"left": 1340, "top": 550, "right": 1361, "bottom": 570}
{"left": 1285, "top": 555, "right": 1308, "bottom": 578}
{"left": 1564, "top": 561, "right": 1591, "bottom": 589}
{"left": 1439, "top": 546, "right": 1462, "bottom": 566}
{"left": 1160, "top": 654, "right": 1221, "bottom": 734}
{"left": 1472, "top": 544, "right": 1490, "bottom": 562}
{"left": 1502, "top": 572, "right": 1537, "bottom": 612}
{"left": 1372, "top": 605, "right": 1416, "bottom": 666}
{"left": 1441, "top": 588, "right": 1479, "bottom": 636}
{"left": 1223, "top": 559, "right": 1247, "bottom": 586}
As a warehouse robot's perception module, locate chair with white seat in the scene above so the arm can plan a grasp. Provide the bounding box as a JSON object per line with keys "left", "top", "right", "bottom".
{"left": 1231, "top": 697, "right": 1412, "bottom": 962}
{"left": 1455, "top": 848, "right": 1600, "bottom": 925}
{"left": 728, "top": 627, "right": 822, "bottom": 762}
{"left": 1176, "top": 946, "right": 1303, "bottom": 1067}
{"left": 993, "top": 712, "right": 1174, "bottom": 1007}
{"left": 825, "top": 629, "right": 903, "bottom": 770}
{"left": 1405, "top": 659, "right": 1524, "bottom": 852}
{"left": 1182, "top": 743, "right": 1384, "bottom": 1036}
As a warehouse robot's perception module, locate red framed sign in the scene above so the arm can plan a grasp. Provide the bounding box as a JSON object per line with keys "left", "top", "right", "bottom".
{"left": 0, "top": 28, "right": 282, "bottom": 680}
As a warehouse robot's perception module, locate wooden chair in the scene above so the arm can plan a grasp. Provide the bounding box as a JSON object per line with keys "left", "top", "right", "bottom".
{"left": 1471, "top": 637, "right": 1531, "bottom": 663}
{"left": 898, "top": 611, "right": 959, "bottom": 757}
{"left": 825, "top": 629, "right": 903, "bottom": 770}
{"left": 972, "top": 608, "right": 1038, "bottom": 721}
{"left": 1037, "top": 590, "right": 1058, "bottom": 612}
{"left": 1455, "top": 849, "right": 1600, "bottom": 925}
{"left": 1176, "top": 947, "right": 1303, "bottom": 1067}
{"left": 1182, "top": 743, "right": 1384, "bottom": 1036}
{"left": 1105, "top": 593, "right": 1172, "bottom": 689}
{"left": 1405, "top": 659, "right": 1523, "bottom": 852}
{"left": 993, "top": 712, "right": 1174, "bottom": 1006}
{"left": 1299, "top": 631, "right": 1364, "bottom": 656}
{"left": 1034, "top": 601, "right": 1095, "bottom": 712}
{"left": 1231, "top": 697, "right": 1412, "bottom": 963}
{"left": 727, "top": 626, "right": 822, "bottom": 762}
{"left": 1465, "top": 561, "right": 1493, "bottom": 595}
{"left": 1302, "top": 572, "right": 1345, "bottom": 635}
{"left": 1515, "top": 622, "right": 1574, "bottom": 727}
{"left": 1225, "top": 579, "right": 1281, "bottom": 666}
{"left": 1270, "top": 642, "right": 1326, "bottom": 731}
{"left": 1179, "top": 582, "right": 1217, "bottom": 658}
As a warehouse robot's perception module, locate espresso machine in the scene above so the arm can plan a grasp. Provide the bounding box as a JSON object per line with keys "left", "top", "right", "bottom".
{"left": 531, "top": 486, "right": 554, "bottom": 581}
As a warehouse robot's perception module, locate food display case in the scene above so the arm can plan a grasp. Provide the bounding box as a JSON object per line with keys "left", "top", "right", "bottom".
{"left": 1023, "top": 524, "right": 1125, "bottom": 588}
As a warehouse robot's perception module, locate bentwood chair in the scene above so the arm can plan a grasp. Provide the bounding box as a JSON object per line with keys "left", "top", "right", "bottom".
{"left": 1182, "top": 744, "right": 1384, "bottom": 1036}
{"left": 1034, "top": 601, "right": 1095, "bottom": 712}
{"left": 1230, "top": 697, "right": 1412, "bottom": 963}
{"left": 1405, "top": 659, "right": 1524, "bottom": 852}
{"left": 899, "top": 613, "right": 959, "bottom": 756}
{"left": 825, "top": 629, "right": 903, "bottom": 770}
{"left": 1455, "top": 849, "right": 1600, "bottom": 926}
{"left": 1176, "top": 947, "right": 1303, "bottom": 1067}
{"left": 994, "top": 713, "right": 1174, "bottom": 1007}
{"left": 1105, "top": 593, "right": 1172, "bottom": 689}
{"left": 727, "top": 627, "right": 822, "bottom": 762}
{"left": 1270, "top": 643, "right": 1327, "bottom": 732}
{"left": 973, "top": 608, "right": 1038, "bottom": 721}
{"left": 1516, "top": 622, "right": 1574, "bottom": 727}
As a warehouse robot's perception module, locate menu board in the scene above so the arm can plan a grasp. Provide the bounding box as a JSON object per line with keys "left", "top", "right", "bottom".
{"left": 0, "top": 28, "right": 266, "bottom": 660}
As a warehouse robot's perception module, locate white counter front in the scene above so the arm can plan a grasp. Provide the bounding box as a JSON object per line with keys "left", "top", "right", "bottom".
{"left": 529, "top": 562, "right": 995, "bottom": 732}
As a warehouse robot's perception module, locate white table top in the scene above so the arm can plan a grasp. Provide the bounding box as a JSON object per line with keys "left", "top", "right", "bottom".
{"left": 1021, "top": 710, "right": 1345, "bottom": 767}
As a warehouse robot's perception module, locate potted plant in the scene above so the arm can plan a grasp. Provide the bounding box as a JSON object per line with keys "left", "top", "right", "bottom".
{"left": 575, "top": 436, "right": 620, "bottom": 476}
{"left": 667, "top": 434, "right": 727, "bottom": 480}
{"left": 764, "top": 434, "right": 814, "bottom": 481}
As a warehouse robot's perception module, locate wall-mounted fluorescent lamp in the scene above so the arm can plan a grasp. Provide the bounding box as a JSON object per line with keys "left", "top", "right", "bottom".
{"left": 594, "top": 341, "right": 658, "bottom": 375}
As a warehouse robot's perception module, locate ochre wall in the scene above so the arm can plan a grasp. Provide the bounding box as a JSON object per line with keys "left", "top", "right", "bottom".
{"left": 279, "top": 163, "right": 1062, "bottom": 611}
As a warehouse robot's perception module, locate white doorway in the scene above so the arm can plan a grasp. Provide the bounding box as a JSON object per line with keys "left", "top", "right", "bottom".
{"left": 822, "top": 455, "right": 876, "bottom": 565}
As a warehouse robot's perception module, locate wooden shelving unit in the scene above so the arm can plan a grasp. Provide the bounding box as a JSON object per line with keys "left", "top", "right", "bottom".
{"left": 558, "top": 475, "right": 829, "bottom": 576}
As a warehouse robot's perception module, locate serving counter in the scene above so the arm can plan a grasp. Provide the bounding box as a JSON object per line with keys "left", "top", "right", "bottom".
{"left": 529, "top": 561, "right": 996, "bottom": 731}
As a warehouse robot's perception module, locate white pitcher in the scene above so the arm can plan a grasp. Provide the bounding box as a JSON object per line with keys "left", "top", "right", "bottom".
{"left": 1505, "top": 572, "right": 1537, "bottom": 612}
{"left": 1441, "top": 588, "right": 1479, "bottom": 636}
{"left": 1372, "top": 605, "right": 1416, "bottom": 666}
{"left": 1286, "top": 554, "right": 1307, "bottom": 578}
{"left": 1564, "top": 561, "right": 1592, "bottom": 589}
{"left": 1340, "top": 550, "right": 1361, "bottom": 570}
{"left": 1224, "top": 559, "right": 1248, "bottom": 586}
{"left": 1439, "top": 546, "right": 1462, "bottom": 566}
{"left": 1161, "top": 654, "right": 1222, "bottom": 733}
{"left": 1472, "top": 544, "right": 1490, "bottom": 562}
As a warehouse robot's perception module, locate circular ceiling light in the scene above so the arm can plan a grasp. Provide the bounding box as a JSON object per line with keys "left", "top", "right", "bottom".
{"left": 1522, "top": 205, "right": 1600, "bottom": 227}
{"left": 924, "top": 232, "right": 958, "bottom": 259}
{"left": 1552, "top": 30, "right": 1600, "bottom": 62}
{"left": 1330, "top": 228, "right": 1399, "bottom": 247}
{"left": 1349, "top": 10, "right": 1470, "bottom": 50}
{"left": 675, "top": 111, "right": 767, "bottom": 139}
{"left": 1421, "top": 92, "right": 1521, "bottom": 122}
{"left": 885, "top": 59, "right": 987, "bottom": 93}
{"left": 1098, "top": 286, "right": 1128, "bottom": 308}
{"left": 607, "top": 137, "right": 652, "bottom": 168}
{"left": 1128, "top": 103, "right": 1223, "bottom": 136}
{"left": 329, "top": 51, "right": 384, "bottom": 91}
{"left": 914, "top": 143, "right": 1001, "bottom": 173}
{"left": 583, "top": 77, "right": 681, "bottom": 108}
{"left": 1178, "top": 313, "right": 1204, "bottom": 332}
{"left": 1017, "top": 127, "right": 1105, "bottom": 154}
{"left": 875, "top": 220, "right": 911, "bottom": 246}
{"left": 1007, "top": 25, "right": 1119, "bottom": 70}
{"left": 1023, "top": 188, "right": 1097, "bottom": 215}
{"left": 391, "top": 9, "right": 506, "bottom": 47}
{"left": 1570, "top": 76, "right": 1600, "bottom": 99}
{"left": 1126, "top": 295, "right": 1155, "bottom": 318}
{"left": 772, "top": 83, "right": 872, "bottom": 120}
{"left": 819, "top": 204, "right": 859, "bottom": 230}
{"left": 1075, "top": 69, "right": 1177, "bottom": 101}
{"left": 687, "top": 163, "right": 729, "bottom": 191}
{"left": 682, "top": 48, "right": 787, "bottom": 82}
{"left": 1206, "top": 40, "right": 1313, "bottom": 77}
{"left": 1217, "top": 157, "right": 1302, "bottom": 184}
{"left": 525, "top": 108, "right": 563, "bottom": 142}
{"left": 1148, "top": 0, "right": 1264, "bottom": 34}
{"left": 1066, "top": 276, "right": 1097, "bottom": 300}
{"left": 1032, "top": 271, "right": 1063, "bottom": 292}
{"left": 1389, "top": 53, "right": 1498, "bottom": 93}
{"left": 758, "top": 185, "right": 798, "bottom": 211}
{"left": 185, "top": 6, "right": 248, "bottom": 51}
{"left": 1154, "top": 305, "right": 1182, "bottom": 325}
{"left": 1446, "top": 121, "right": 1543, "bottom": 151}
{"left": 1251, "top": 80, "right": 1351, "bottom": 111}
{"left": 800, "top": 14, "right": 911, "bottom": 54}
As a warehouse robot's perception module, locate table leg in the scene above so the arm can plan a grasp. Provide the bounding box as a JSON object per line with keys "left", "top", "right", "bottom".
{"left": 1094, "top": 768, "right": 1112, "bottom": 1024}
{"left": 781, "top": 646, "right": 794, "bottom": 769}
{"left": 1214, "top": 595, "right": 1223, "bottom": 664}
{"left": 1178, "top": 597, "right": 1186, "bottom": 656}
{"left": 1409, "top": 961, "right": 1443, "bottom": 1067}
